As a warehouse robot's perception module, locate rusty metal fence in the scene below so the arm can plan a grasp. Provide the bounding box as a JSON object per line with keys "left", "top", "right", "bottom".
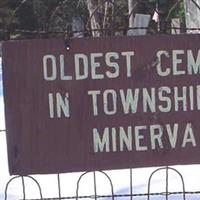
{"left": 1, "top": 0, "right": 200, "bottom": 199}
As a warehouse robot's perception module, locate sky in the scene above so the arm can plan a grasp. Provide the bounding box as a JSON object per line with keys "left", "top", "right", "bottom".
{"left": 1, "top": 58, "right": 200, "bottom": 200}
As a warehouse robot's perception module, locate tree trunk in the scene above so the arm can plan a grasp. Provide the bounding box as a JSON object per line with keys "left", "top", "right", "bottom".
{"left": 87, "top": 0, "right": 116, "bottom": 37}
{"left": 157, "top": 0, "right": 177, "bottom": 33}
{"left": 87, "top": 0, "right": 102, "bottom": 37}
{"left": 128, "top": 0, "right": 136, "bottom": 29}
{"left": 103, "top": 0, "right": 115, "bottom": 36}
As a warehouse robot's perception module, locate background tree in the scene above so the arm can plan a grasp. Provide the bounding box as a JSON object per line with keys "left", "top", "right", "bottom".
{"left": 0, "top": 0, "right": 186, "bottom": 40}
{"left": 0, "top": 0, "right": 19, "bottom": 40}
{"left": 86, "top": 0, "right": 117, "bottom": 37}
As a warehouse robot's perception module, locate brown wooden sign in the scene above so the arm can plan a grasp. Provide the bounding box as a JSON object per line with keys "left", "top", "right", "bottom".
{"left": 2, "top": 34, "right": 200, "bottom": 175}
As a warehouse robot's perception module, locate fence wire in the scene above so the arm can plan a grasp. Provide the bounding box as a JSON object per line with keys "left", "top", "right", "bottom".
{"left": 2, "top": 165, "right": 200, "bottom": 200}
{"left": 1, "top": 0, "right": 200, "bottom": 200}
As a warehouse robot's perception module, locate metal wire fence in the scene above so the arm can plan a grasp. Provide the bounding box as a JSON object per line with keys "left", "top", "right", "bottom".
{"left": 1, "top": 0, "right": 200, "bottom": 199}
{"left": 2, "top": 147, "right": 200, "bottom": 200}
